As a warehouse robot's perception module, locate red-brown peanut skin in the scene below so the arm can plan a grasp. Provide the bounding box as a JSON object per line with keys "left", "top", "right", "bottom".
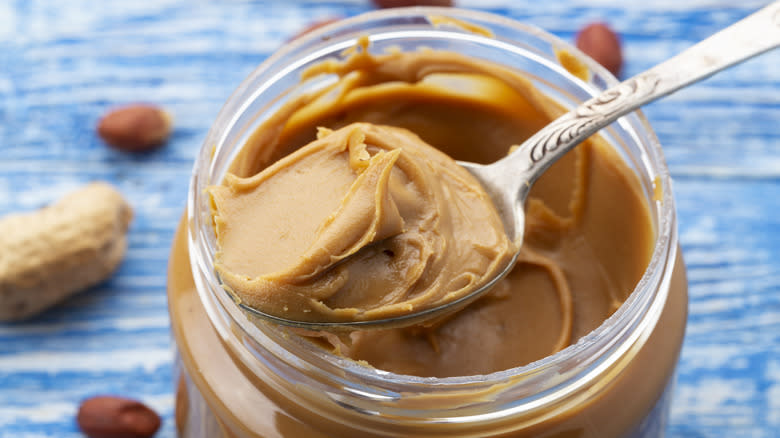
{"left": 97, "top": 104, "right": 171, "bottom": 152}
{"left": 77, "top": 395, "right": 161, "bottom": 438}
{"left": 576, "top": 22, "right": 623, "bottom": 77}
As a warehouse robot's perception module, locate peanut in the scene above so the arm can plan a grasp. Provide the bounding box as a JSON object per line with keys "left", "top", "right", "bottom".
{"left": 97, "top": 104, "right": 172, "bottom": 152}
{"left": 575, "top": 22, "right": 623, "bottom": 77}
{"left": 77, "top": 395, "right": 161, "bottom": 438}
{"left": 0, "top": 182, "right": 133, "bottom": 321}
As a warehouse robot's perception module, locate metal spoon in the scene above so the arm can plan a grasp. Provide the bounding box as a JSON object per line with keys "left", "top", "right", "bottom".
{"left": 244, "top": 1, "right": 780, "bottom": 331}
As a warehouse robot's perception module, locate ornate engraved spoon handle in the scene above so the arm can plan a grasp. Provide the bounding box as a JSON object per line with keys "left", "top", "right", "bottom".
{"left": 473, "top": 0, "right": 780, "bottom": 215}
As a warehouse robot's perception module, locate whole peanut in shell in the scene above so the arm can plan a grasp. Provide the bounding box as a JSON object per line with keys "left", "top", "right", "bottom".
{"left": 0, "top": 182, "right": 133, "bottom": 321}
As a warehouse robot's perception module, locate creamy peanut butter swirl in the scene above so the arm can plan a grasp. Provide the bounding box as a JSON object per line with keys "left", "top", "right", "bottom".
{"left": 210, "top": 123, "right": 515, "bottom": 323}
{"left": 207, "top": 40, "right": 652, "bottom": 376}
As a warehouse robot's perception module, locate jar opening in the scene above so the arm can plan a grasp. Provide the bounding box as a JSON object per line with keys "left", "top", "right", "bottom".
{"left": 186, "top": 7, "right": 678, "bottom": 424}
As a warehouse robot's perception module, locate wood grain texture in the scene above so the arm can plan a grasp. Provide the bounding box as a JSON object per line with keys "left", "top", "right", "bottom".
{"left": 0, "top": 1, "right": 778, "bottom": 437}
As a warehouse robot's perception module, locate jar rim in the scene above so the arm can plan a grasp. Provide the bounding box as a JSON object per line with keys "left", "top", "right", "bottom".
{"left": 186, "top": 6, "right": 678, "bottom": 423}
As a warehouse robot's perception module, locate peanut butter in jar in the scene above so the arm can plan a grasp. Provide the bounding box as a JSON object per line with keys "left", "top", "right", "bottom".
{"left": 169, "top": 9, "right": 687, "bottom": 438}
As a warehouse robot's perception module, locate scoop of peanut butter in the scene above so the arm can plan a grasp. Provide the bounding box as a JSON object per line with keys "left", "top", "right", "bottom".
{"left": 209, "top": 122, "right": 515, "bottom": 323}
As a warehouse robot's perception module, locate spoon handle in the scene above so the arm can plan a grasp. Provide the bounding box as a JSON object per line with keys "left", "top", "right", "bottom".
{"left": 497, "top": 0, "right": 780, "bottom": 193}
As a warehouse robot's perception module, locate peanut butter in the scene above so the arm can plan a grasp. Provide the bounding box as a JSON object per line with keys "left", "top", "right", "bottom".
{"left": 209, "top": 43, "right": 652, "bottom": 375}
{"left": 169, "top": 26, "right": 687, "bottom": 438}
{"left": 209, "top": 123, "right": 514, "bottom": 323}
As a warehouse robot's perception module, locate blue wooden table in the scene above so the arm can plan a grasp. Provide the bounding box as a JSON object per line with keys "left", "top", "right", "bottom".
{"left": 1, "top": 1, "right": 778, "bottom": 437}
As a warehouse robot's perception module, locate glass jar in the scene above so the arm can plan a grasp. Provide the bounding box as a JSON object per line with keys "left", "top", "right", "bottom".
{"left": 168, "top": 7, "right": 688, "bottom": 438}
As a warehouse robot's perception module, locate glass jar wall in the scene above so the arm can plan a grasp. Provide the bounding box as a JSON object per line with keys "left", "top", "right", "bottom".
{"left": 168, "top": 7, "right": 688, "bottom": 438}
